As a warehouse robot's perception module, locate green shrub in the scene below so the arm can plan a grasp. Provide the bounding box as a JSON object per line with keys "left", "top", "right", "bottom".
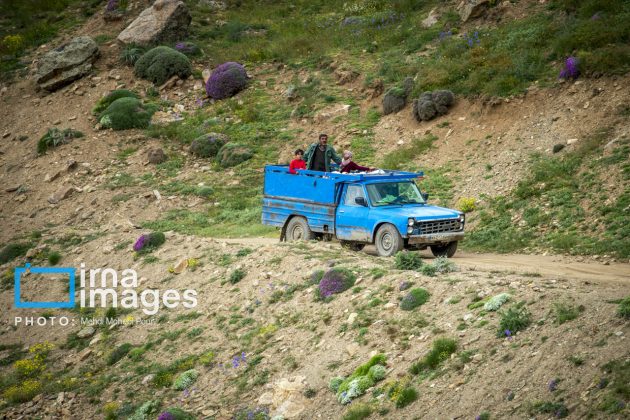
{"left": 99, "top": 97, "right": 158, "bottom": 130}
{"left": 334, "top": 354, "right": 387, "bottom": 404}
{"left": 173, "top": 369, "right": 199, "bottom": 390}
{"left": 37, "top": 128, "right": 83, "bottom": 154}
{"left": 92, "top": 89, "right": 139, "bottom": 115}
{"left": 319, "top": 268, "right": 356, "bottom": 299}
{"left": 400, "top": 288, "right": 430, "bottom": 311}
{"left": 309, "top": 270, "right": 325, "bottom": 285}
{"left": 189, "top": 133, "right": 229, "bottom": 158}
{"left": 484, "top": 293, "right": 510, "bottom": 311}
{"left": 128, "top": 400, "right": 160, "bottom": 420}
{"left": 0, "top": 242, "right": 30, "bottom": 263}
{"left": 457, "top": 197, "right": 477, "bottom": 213}
{"left": 342, "top": 403, "right": 372, "bottom": 420}
{"left": 47, "top": 251, "right": 61, "bottom": 265}
{"left": 497, "top": 306, "right": 531, "bottom": 337}
{"left": 229, "top": 268, "right": 246, "bottom": 284}
{"left": 2, "top": 379, "right": 42, "bottom": 403}
{"left": 617, "top": 296, "right": 630, "bottom": 319}
{"left": 394, "top": 251, "right": 423, "bottom": 270}
{"left": 216, "top": 143, "right": 253, "bottom": 167}
{"left": 134, "top": 46, "right": 192, "bottom": 85}
{"left": 120, "top": 44, "right": 146, "bottom": 66}
{"left": 553, "top": 301, "right": 584, "bottom": 324}
{"left": 530, "top": 401, "right": 569, "bottom": 418}
{"left": 107, "top": 343, "right": 133, "bottom": 365}
{"left": 395, "top": 386, "right": 418, "bottom": 408}
{"left": 160, "top": 407, "right": 196, "bottom": 420}
{"left": 420, "top": 257, "right": 457, "bottom": 277}
{"left": 410, "top": 338, "right": 457, "bottom": 374}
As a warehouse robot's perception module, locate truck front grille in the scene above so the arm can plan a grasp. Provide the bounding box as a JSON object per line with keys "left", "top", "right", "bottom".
{"left": 415, "top": 219, "right": 462, "bottom": 234}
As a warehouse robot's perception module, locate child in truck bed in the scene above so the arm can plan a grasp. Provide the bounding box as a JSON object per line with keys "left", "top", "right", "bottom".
{"left": 340, "top": 150, "right": 372, "bottom": 173}
{"left": 289, "top": 149, "right": 306, "bottom": 174}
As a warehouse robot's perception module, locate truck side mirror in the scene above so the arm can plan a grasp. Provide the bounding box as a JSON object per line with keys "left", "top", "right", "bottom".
{"left": 421, "top": 192, "right": 429, "bottom": 201}
{"left": 355, "top": 197, "right": 368, "bottom": 207}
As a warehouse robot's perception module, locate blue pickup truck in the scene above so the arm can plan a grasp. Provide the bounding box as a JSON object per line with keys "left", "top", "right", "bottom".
{"left": 261, "top": 165, "right": 465, "bottom": 257}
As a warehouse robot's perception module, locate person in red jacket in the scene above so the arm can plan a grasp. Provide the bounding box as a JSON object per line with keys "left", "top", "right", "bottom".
{"left": 289, "top": 149, "right": 306, "bottom": 174}
{"left": 340, "top": 150, "right": 372, "bottom": 173}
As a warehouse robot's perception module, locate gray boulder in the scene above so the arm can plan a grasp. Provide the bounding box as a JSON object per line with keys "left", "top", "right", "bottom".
{"left": 34, "top": 36, "right": 99, "bottom": 92}
{"left": 117, "top": 0, "right": 192, "bottom": 47}
{"left": 382, "top": 77, "right": 415, "bottom": 115}
{"left": 460, "top": 0, "right": 490, "bottom": 22}
{"left": 412, "top": 90, "right": 455, "bottom": 122}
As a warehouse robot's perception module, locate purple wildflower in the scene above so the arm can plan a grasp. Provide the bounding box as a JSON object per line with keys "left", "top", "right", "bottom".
{"left": 232, "top": 356, "right": 240, "bottom": 368}
{"left": 559, "top": 56, "right": 580, "bottom": 79}
{"left": 504, "top": 329, "right": 512, "bottom": 338}
{"left": 318, "top": 268, "right": 355, "bottom": 298}
{"left": 157, "top": 412, "right": 176, "bottom": 420}
{"left": 133, "top": 234, "right": 148, "bottom": 252}
{"left": 205, "top": 62, "right": 249, "bottom": 100}
{"left": 399, "top": 281, "right": 412, "bottom": 291}
{"left": 175, "top": 42, "right": 186, "bottom": 51}
{"left": 591, "top": 12, "right": 602, "bottom": 20}
{"left": 241, "top": 352, "right": 247, "bottom": 362}
{"left": 548, "top": 378, "right": 558, "bottom": 392}
{"left": 105, "top": 0, "right": 118, "bottom": 12}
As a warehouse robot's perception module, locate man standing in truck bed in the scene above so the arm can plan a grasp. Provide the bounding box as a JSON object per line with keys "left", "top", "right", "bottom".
{"left": 304, "top": 133, "right": 342, "bottom": 172}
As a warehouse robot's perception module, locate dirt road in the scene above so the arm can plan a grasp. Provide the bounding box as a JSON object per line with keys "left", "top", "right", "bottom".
{"left": 219, "top": 237, "right": 630, "bottom": 285}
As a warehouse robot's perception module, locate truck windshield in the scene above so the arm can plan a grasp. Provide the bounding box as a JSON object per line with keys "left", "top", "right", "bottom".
{"left": 366, "top": 182, "right": 425, "bottom": 206}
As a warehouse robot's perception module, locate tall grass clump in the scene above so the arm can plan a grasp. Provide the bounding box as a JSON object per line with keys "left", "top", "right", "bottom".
{"left": 410, "top": 338, "right": 457, "bottom": 374}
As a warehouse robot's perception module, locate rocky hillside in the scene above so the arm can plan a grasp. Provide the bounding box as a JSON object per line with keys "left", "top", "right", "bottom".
{"left": 0, "top": 0, "right": 629, "bottom": 419}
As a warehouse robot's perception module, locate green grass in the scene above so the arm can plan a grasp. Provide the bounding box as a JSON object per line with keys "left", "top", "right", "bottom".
{"left": 410, "top": 338, "right": 457, "bottom": 374}
{"left": 497, "top": 306, "right": 531, "bottom": 337}
{"left": 465, "top": 130, "right": 630, "bottom": 258}
{"left": 381, "top": 135, "right": 437, "bottom": 171}
{"left": 553, "top": 302, "right": 584, "bottom": 324}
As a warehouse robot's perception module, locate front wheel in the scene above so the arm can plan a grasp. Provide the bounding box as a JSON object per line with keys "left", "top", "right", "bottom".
{"left": 340, "top": 240, "right": 366, "bottom": 252}
{"left": 285, "top": 217, "right": 315, "bottom": 241}
{"left": 374, "top": 224, "right": 404, "bottom": 257}
{"left": 430, "top": 241, "right": 458, "bottom": 258}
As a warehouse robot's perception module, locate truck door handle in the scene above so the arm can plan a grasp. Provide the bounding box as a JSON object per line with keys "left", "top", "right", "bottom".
{"left": 339, "top": 210, "right": 345, "bottom": 213}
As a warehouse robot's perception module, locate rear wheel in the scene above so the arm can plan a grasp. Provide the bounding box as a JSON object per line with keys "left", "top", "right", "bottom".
{"left": 285, "top": 217, "right": 315, "bottom": 241}
{"left": 340, "top": 240, "right": 365, "bottom": 252}
{"left": 430, "top": 241, "right": 458, "bottom": 258}
{"left": 374, "top": 224, "right": 404, "bottom": 257}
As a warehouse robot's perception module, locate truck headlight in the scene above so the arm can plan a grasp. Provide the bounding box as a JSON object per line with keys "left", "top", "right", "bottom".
{"left": 407, "top": 218, "right": 414, "bottom": 227}
{"left": 407, "top": 226, "right": 414, "bottom": 234}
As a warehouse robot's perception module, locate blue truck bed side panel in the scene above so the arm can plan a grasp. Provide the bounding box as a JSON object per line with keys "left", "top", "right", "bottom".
{"left": 261, "top": 197, "right": 335, "bottom": 233}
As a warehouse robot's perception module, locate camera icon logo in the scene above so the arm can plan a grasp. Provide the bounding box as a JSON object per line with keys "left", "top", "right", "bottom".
{"left": 14, "top": 263, "right": 75, "bottom": 309}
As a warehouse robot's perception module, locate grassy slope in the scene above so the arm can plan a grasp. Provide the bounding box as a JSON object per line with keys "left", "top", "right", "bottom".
{"left": 139, "top": 0, "right": 630, "bottom": 257}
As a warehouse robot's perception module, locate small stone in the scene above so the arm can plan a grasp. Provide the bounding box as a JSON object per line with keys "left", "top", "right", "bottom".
{"left": 173, "top": 258, "right": 188, "bottom": 274}
{"left": 76, "top": 326, "right": 95, "bottom": 339}
{"left": 147, "top": 148, "right": 167, "bottom": 164}
{"left": 383, "top": 302, "right": 396, "bottom": 310}
{"left": 567, "top": 138, "right": 578, "bottom": 145}
{"left": 48, "top": 186, "right": 76, "bottom": 204}
{"left": 346, "top": 343, "right": 360, "bottom": 356}
{"left": 142, "top": 374, "right": 155, "bottom": 385}
{"left": 78, "top": 348, "right": 92, "bottom": 360}
{"left": 53, "top": 120, "right": 61, "bottom": 125}
{"left": 347, "top": 312, "right": 358, "bottom": 324}
{"left": 2, "top": 132, "right": 10, "bottom": 138}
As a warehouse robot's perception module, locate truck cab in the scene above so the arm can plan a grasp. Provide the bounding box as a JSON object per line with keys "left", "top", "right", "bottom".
{"left": 262, "top": 165, "right": 464, "bottom": 257}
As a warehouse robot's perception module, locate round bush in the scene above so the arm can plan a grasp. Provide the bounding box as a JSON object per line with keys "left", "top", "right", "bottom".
{"left": 318, "top": 268, "right": 356, "bottom": 299}
{"left": 205, "top": 62, "right": 249, "bottom": 99}
{"left": 99, "top": 97, "right": 158, "bottom": 130}
{"left": 190, "top": 132, "right": 229, "bottom": 158}
{"left": 92, "top": 89, "right": 139, "bottom": 115}
{"left": 394, "top": 251, "right": 423, "bottom": 270}
{"left": 368, "top": 364, "right": 386, "bottom": 381}
{"left": 329, "top": 376, "right": 344, "bottom": 392}
{"left": 216, "top": 143, "right": 253, "bottom": 167}
{"left": 618, "top": 296, "right": 630, "bottom": 319}
{"left": 134, "top": 232, "right": 166, "bottom": 253}
{"left": 400, "top": 287, "right": 430, "bottom": 311}
{"left": 134, "top": 46, "right": 192, "bottom": 85}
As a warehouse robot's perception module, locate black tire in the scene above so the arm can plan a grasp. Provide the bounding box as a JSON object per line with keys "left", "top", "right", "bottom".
{"left": 340, "top": 240, "right": 366, "bottom": 252}
{"left": 374, "top": 224, "right": 404, "bottom": 257}
{"left": 285, "top": 217, "right": 315, "bottom": 241}
{"left": 430, "top": 241, "right": 458, "bottom": 258}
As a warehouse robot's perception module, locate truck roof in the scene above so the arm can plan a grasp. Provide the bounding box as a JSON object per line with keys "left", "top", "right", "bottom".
{"left": 264, "top": 165, "right": 424, "bottom": 204}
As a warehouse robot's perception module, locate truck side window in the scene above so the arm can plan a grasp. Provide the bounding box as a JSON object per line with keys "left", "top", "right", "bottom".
{"left": 344, "top": 185, "right": 366, "bottom": 206}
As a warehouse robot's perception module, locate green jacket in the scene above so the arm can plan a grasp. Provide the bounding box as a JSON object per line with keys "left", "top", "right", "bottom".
{"left": 304, "top": 143, "right": 342, "bottom": 172}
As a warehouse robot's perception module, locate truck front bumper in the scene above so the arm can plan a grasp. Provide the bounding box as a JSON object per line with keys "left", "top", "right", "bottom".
{"left": 407, "top": 232, "right": 465, "bottom": 245}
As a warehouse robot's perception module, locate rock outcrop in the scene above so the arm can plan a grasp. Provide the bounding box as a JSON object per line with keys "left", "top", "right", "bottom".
{"left": 460, "top": 0, "right": 490, "bottom": 22}
{"left": 117, "top": 0, "right": 192, "bottom": 47}
{"left": 34, "top": 37, "right": 99, "bottom": 92}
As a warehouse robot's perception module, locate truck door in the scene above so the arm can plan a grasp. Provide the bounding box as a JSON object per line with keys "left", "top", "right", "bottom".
{"left": 335, "top": 184, "right": 371, "bottom": 242}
